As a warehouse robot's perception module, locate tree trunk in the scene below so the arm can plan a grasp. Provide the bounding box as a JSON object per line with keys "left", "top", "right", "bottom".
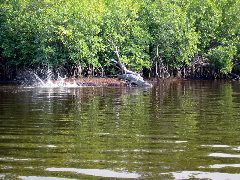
{"left": 111, "top": 40, "right": 152, "bottom": 87}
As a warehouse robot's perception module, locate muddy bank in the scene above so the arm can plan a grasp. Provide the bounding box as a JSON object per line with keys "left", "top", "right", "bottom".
{"left": 74, "top": 77, "right": 127, "bottom": 87}
{"left": 1, "top": 76, "right": 238, "bottom": 87}
{"left": 3, "top": 77, "right": 128, "bottom": 87}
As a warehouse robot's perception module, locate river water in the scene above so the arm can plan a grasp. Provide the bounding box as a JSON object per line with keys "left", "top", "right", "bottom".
{"left": 0, "top": 81, "right": 240, "bottom": 179}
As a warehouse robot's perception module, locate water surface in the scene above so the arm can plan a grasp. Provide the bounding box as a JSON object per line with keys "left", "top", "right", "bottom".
{"left": 0, "top": 81, "right": 240, "bottom": 179}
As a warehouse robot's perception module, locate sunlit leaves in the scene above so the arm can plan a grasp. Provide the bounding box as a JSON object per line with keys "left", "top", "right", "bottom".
{"left": 100, "top": 0, "right": 150, "bottom": 71}
{"left": 0, "top": 0, "right": 239, "bottom": 76}
{"left": 145, "top": 0, "right": 199, "bottom": 68}
{"left": 208, "top": 45, "right": 237, "bottom": 74}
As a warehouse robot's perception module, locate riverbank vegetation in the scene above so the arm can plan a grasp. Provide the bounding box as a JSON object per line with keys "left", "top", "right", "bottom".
{"left": 0, "top": 0, "right": 239, "bottom": 80}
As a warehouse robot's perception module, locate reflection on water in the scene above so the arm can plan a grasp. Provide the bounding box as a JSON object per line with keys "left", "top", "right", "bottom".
{"left": 201, "top": 145, "right": 231, "bottom": 148}
{"left": 20, "top": 176, "right": 75, "bottom": 180}
{"left": 46, "top": 168, "right": 141, "bottom": 178}
{"left": 0, "top": 81, "right": 240, "bottom": 179}
{"left": 208, "top": 153, "right": 240, "bottom": 158}
{"left": 201, "top": 164, "right": 240, "bottom": 168}
{"left": 166, "top": 171, "right": 240, "bottom": 180}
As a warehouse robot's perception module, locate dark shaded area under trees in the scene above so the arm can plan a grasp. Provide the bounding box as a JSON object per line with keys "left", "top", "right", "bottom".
{"left": 0, "top": 0, "right": 240, "bottom": 81}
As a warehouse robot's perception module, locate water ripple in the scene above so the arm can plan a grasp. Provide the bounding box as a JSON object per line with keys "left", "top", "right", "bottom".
{"left": 200, "top": 164, "right": 240, "bottom": 169}
{"left": 164, "top": 171, "right": 240, "bottom": 180}
{"left": 46, "top": 168, "right": 141, "bottom": 179}
{"left": 20, "top": 176, "right": 76, "bottom": 180}
{"left": 208, "top": 153, "right": 240, "bottom": 158}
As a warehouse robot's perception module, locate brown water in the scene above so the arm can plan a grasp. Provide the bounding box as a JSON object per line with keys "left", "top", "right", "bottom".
{"left": 0, "top": 81, "right": 240, "bottom": 179}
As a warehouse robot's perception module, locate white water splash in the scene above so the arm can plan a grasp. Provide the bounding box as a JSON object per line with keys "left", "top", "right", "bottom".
{"left": 33, "top": 74, "right": 79, "bottom": 87}
{"left": 31, "top": 70, "right": 79, "bottom": 88}
{"left": 19, "top": 65, "right": 81, "bottom": 88}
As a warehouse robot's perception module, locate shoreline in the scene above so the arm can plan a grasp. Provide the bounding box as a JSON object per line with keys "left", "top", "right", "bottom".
{"left": 0, "top": 77, "right": 239, "bottom": 86}
{"left": 0, "top": 77, "right": 128, "bottom": 87}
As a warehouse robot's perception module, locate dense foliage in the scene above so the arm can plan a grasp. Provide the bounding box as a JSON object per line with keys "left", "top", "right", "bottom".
{"left": 0, "top": 0, "right": 239, "bottom": 79}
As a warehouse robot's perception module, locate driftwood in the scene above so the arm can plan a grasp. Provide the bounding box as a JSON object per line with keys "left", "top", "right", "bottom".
{"left": 111, "top": 41, "right": 152, "bottom": 87}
